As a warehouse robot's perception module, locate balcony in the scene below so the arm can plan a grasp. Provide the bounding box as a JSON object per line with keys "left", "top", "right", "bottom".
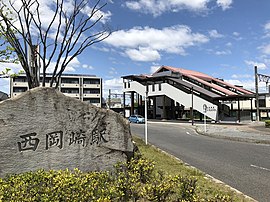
{"left": 41, "top": 83, "right": 57, "bottom": 87}
{"left": 62, "top": 93, "right": 80, "bottom": 98}
{"left": 83, "top": 94, "right": 100, "bottom": 98}
{"left": 91, "top": 103, "right": 101, "bottom": 107}
{"left": 13, "top": 82, "right": 28, "bottom": 87}
{"left": 61, "top": 83, "right": 80, "bottom": 88}
{"left": 83, "top": 84, "right": 100, "bottom": 88}
{"left": 12, "top": 92, "right": 23, "bottom": 97}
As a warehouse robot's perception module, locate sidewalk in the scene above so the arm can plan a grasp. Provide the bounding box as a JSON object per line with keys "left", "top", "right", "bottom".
{"left": 149, "top": 119, "right": 270, "bottom": 144}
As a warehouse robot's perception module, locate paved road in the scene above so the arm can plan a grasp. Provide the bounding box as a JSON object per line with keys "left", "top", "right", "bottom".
{"left": 130, "top": 122, "right": 270, "bottom": 202}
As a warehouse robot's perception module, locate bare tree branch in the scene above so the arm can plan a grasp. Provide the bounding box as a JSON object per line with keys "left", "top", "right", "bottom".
{"left": 0, "top": 0, "right": 111, "bottom": 89}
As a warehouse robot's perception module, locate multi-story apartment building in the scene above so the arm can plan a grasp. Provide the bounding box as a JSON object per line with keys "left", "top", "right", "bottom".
{"left": 10, "top": 74, "right": 102, "bottom": 107}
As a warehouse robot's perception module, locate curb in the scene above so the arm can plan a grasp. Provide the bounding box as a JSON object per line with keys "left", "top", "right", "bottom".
{"left": 195, "top": 128, "right": 270, "bottom": 145}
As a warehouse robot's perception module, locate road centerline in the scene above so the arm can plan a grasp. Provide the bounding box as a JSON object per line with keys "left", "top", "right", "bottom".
{"left": 250, "top": 164, "right": 270, "bottom": 172}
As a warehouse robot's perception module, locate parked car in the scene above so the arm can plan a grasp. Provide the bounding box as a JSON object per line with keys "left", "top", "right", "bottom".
{"left": 128, "top": 115, "right": 145, "bottom": 123}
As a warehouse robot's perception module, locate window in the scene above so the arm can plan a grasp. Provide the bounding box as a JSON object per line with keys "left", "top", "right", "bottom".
{"left": 259, "top": 99, "right": 266, "bottom": 108}
{"left": 61, "top": 78, "right": 79, "bottom": 84}
{"left": 61, "top": 88, "right": 79, "bottom": 94}
{"left": 83, "top": 89, "right": 100, "bottom": 94}
{"left": 13, "top": 77, "right": 27, "bottom": 82}
{"left": 83, "top": 79, "right": 100, "bottom": 84}
{"left": 13, "top": 87, "right": 27, "bottom": 92}
{"left": 89, "top": 98, "right": 100, "bottom": 103}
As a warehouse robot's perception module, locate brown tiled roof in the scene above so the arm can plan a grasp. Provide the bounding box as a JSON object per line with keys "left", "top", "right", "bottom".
{"left": 154, "top": 65, "right": 253, "bottom": 96}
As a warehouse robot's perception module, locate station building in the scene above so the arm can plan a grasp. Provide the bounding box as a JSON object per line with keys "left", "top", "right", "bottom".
{"left": 122, "top": 65, "right": 260, "bottom": 122}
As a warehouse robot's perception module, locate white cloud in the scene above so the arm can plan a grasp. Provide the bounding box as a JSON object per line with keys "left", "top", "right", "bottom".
{"left": 216, "top": 0, "right": 233, "bottom": 11}
{"left": 0, "top": 62, "right": 23, "bottom": 73}
{"left": 260, "top": 44, "right": 270, "bottom": 55}
{"left": 215, "top": 50, "right": 231, "bottom": 55}
{"left": 225, "top": 79, "right": 266, "bottom": 93}
{"left": 209, "top": 29, "right": 224, "bottom": 38}
{"left": 82, "top": 5, "right": 112, "bottom": 24}
{"left": 264, "top": 22, "right": 270, "bottom": 31}
{"left": 0, "top": 78, "right": 10, "bottom": 94}
{"left": 231, "top": 32, "right": 243, "bottom": 41}
{"left": 233, "top": 32, "right": 240, "bottom": 36}
{"left": 2, "top": 0, "right": 111, "bottom": 45}
{"left": 125, "top": 0, "right": 209, "bottom": 16}
{"left": 103, "top": 78, "right": 123, "bottom": 98}
{"left": 45, "top": 56, "right": 80, "bottom": 73}
{"left": 245, "top": 60, "right": 267, "bottom": 70}
{"left": 231, "top": 74, "right": 251, "bottom": 79}
{"left": 125, "top": 0, "right": 233, "bottom": 16}
{"left": 125, "top": 47, "right": 161, "bottom": 62}
{"left": 82, "top": 64, "right": 94, "bottom": 70}
{"left": 0, "top": 62, "right": 23, "bottom": 94}
{"left": 263, "top": 22, "right": 270, "bottom": 38}
{"left": 104, "top": 25, "right": 209, "bottom": 62}
{"left": 150, "top": 65, "right": 161, "bottom": 74}
{"left": 226, "top": 42, "right": 232, "bottom": 47}
{"left": 109, "top": 67, "right": 118, "bottom": 75}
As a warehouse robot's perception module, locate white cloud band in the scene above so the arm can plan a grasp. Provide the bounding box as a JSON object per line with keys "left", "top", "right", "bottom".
{"left": 104, "top": 25, "right": 209, "bottom": 62}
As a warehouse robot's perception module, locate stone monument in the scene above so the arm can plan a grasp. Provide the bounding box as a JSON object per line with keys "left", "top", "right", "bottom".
{"left": 0, "top": 87, "right": 134, "bottom": 177}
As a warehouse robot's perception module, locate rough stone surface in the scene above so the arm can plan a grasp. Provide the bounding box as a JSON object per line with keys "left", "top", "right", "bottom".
{"left": 0, "top": 87, "right": 134, "bottom": 177}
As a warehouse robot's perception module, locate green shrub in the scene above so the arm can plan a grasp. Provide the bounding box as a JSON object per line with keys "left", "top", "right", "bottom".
{"left": 172, "top": 175, "right": 198, "bottom": 202}
{"left": 0, "top": 156, "right": 233, "bottom": 202}
{"left": 265, "top": 120, "right": 270, "bottom": 128}
{"left": 141, "top": 171, "right": 175, "bottom": 202}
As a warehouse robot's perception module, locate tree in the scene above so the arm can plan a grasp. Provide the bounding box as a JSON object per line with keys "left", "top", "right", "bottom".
{"left": 0, "top": 0, "right": 111, "bottom": 89}
{"left": 0, "top": 35, "right": 17, "bottom": 63}
{"left": 0, "top": 67, "right": 23, "bottom": 78}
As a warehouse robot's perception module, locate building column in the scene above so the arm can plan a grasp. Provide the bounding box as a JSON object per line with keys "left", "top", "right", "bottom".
{"left": 162, "top": 95, "right": 166, "bottom": 119}
{"left": 237, "top": 98, "right": 241, "bottom": 123}
{"left": 230, "top": 103, "right": 233, "bottom": 117}
{"left": 139, "top": 95, "right": 143, "bottom": 114}
{"left": 123, "top": 92, "right": 126, "bottom": 118}
{"left": 153, "top": 97, "right": 156, "bottom": 119}
{"left": 171, "top": 99, "right": 175, "bottom": 119}
{"left": 131, "top": 92, "right": 134, "bottom": 115}
{"left": 250, "top": 98, "right": 253, "bottom": 121}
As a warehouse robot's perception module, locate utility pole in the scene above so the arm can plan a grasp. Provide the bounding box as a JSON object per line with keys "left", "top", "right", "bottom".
{"left": 145, "top": 88, "right": 148, "bottom": 145}
{"left": 191, "top": 87, "right": 194, "bottom": 125}
{"left": 108, "top": 89, "right": 111, "bottom": 109}
{"left": 255, "top": 66, "right": 260, "bottom": 121}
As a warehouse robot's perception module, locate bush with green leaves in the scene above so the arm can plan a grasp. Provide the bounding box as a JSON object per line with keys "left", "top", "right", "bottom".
{"left": 0, "top": 157, "right": 233, "bottom": 202}
{"left": 265, "top": 120, "right": 270, "bottom": 128}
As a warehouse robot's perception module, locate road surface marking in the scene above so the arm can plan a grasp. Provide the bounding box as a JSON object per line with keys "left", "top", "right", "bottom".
{"left": 251, "top": 164, "right": 270, "bottom": 172}
{"left": 186, "top": 132, "right": 190, "bottom": 135}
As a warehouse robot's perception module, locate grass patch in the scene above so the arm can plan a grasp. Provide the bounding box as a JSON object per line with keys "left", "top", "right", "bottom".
{"left": 133, "top": 135, "right": 255, "bottom": 202}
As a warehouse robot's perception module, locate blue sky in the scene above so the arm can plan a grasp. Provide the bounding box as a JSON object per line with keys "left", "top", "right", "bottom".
{"left": 1, "top": 0, "right": 270, "bottom": 98}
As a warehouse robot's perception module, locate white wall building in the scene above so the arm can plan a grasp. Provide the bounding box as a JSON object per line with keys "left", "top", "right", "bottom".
{"left": 10, "top": 74, "right": 102, "bottom": 107}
